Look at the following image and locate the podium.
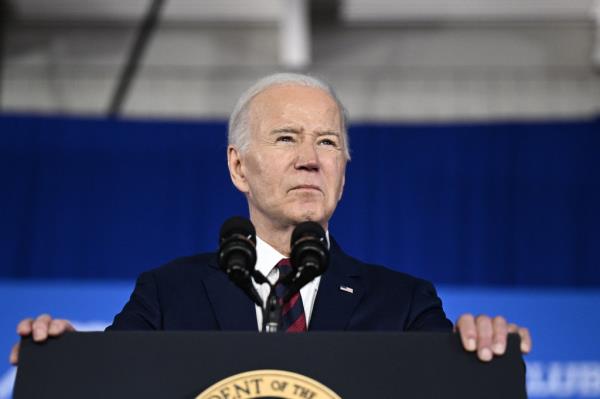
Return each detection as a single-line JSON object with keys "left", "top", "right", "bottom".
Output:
{"left": 14, "top": 331, "right": 526, "bottom": 398}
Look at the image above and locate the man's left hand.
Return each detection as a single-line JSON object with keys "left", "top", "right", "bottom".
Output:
{"left": 455, "top": 314, "right": 531, "bottom": 362}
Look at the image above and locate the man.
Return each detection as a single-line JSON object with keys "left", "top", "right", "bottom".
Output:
{"left": 10, "top": 73, "right": 531, "bottom": 364}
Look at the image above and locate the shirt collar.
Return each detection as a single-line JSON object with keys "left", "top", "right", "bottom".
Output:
{"left": 255, "top": 236, "right": 287, "bottom": 277}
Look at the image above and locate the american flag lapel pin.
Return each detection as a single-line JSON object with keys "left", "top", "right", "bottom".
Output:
{"left": 339, "top": 285, "right": 354, "bottom": 294}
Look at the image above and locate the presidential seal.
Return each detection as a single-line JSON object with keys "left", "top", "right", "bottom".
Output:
{"left": 195, "top": 369, "right": 342, "bottom": 399}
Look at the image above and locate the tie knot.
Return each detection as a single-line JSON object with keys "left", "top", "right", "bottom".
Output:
{"left": 275, "top": 258, "right": 292, "bottom": 281}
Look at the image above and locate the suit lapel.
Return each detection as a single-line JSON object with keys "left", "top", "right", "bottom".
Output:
{"left": 309, "top": 240, "right": 364, "bottom": 331}
{"left": 202, "top": 257, "right": 258, "bottom": 331}
{"left": 201, "top": 239, "right": 363, "bottom": 331}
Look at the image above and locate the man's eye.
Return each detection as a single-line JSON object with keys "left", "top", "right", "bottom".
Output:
{"left": 319, "top": 138, "right": 338, "bottom": 147}
{"left": 276, "top": 135, "right": 295, "bottom": 143}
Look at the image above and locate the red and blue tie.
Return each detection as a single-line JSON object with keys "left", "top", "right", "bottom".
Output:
{"left": 274, "top": 259, "right": 307, "bottom": 332}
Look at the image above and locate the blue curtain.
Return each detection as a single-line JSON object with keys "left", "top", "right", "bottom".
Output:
{"left": 1, "top": 114, "right": 599, "bottom": 285}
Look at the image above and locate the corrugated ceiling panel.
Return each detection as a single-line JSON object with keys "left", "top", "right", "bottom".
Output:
{"left": 343, "top": 0, "right": 595, "bottom": 21}
{"left": 13, "top": 0, "right": 281, "bottom": 21}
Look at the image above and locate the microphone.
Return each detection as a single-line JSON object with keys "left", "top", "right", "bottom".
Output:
{"left": 282, "top": 221, "right": 329, "bottom": 303}
{"left": 218, "top": 216, "right": 262, "bottom": 306}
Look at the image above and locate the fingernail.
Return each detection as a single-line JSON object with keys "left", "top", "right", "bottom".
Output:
{"left": 33, "top": 329, "right": 43, "bottom": 341}
{"left": 466, "top": 338, "right": 476, "bottom": 351}
{"left": 480, "top": 348, "right": 493, "bottom": 361}
{"left": 493, "top": 342, "right": 505, "bottom": 354}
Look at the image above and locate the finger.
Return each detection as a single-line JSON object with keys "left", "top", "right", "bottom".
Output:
{"left": 31, "top": 314, "right": 53, "bottom": 342}
{"left": 518, "top": 327, "right": 532, "bottom": 353}
{"left": 48, "top": 319, "right": 75, "bottom": 336}
{"left": 476, "top": 315, "right": 494, "bottom": 362}
{"left": 455, "top": 314, "right": 477, "bottom": 352}
{"left": 16, "top": 318, "right": 34, "bottom": 336}
{"left": 491, "top": 316, "right": 508, "bottom": 355}
{"left": 507, "top": 323, "right": 518, "bottom": 333}
{"left": 9, "top": 342, "right": 20, "bottom": 366}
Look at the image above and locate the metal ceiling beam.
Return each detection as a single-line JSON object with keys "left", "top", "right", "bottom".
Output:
{"left": 0, "top": 0, "right": 9, "bottom": 109}
{"left": 108, "top": 0, "right": 166, "bottom": 117}
{"left": 593, "top": 0, "right": 600, "bottom": 70}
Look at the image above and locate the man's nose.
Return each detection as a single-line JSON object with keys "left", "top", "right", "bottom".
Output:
{"left": 295, "top": 140, "right": 319, "bottom": 171}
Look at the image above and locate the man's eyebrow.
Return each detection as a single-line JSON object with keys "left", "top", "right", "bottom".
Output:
{"left": 270, "top": 126, "right": 302, "bottom": 134}
{"left": 316, "top": 130, "right": 340, "bottom": 137}
{"left": 269, "top": 127, "right": 340, "bottom": 137}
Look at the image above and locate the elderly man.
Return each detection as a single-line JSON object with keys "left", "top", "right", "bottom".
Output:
{"left": 10, "top": 73, "right": 531, "bottom": 365}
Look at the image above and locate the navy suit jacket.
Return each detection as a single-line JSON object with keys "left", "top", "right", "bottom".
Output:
{"left": 107, "top": 240, "right": 452, "bottom": 332}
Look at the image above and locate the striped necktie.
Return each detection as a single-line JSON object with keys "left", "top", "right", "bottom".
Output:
{"left": 274, "top": 259, "right": 307, "bottom": 332}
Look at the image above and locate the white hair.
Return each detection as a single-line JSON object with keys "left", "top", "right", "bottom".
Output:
{"left": 228, "top": 73, "right": 351, "bottom": 160}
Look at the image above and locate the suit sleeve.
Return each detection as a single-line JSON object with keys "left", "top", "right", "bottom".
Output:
{"left": 405, "top": 279, "right": 453, "bottom": 332}
{"left": 105, "top": 271, "right": 162, "bottom": 330}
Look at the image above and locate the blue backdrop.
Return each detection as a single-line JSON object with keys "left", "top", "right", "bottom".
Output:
{"left": 1, "top": 114, "right": 600, "bottom": 398}
{"left": 1, "top": 114, "right": 599, "bottom": 285}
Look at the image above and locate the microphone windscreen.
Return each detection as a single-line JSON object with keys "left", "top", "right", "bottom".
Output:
{"left": 291, "top": 221, "right": 326, "bottom": 246}
{"left": 219, "top": 216, "right": 256, "bottom": 245}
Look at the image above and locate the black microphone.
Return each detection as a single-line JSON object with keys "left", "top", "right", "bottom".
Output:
{"left": 283, "top": 221, "right": 329, "bottom": 303}
{"left": 218, "top": 216, "right": 262, "bottom": 307}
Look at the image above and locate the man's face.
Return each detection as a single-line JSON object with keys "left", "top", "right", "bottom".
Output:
{"left": 229, "top": 84, "right": 347, "bottom": 230}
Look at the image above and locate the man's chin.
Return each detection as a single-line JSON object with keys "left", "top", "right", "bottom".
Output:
{"left": 288, "top": 209, "right": 328, "bottom": 226}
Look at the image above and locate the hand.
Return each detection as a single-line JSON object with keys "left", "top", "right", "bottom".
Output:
{"left": 455, "top": 314, "right": 531, "bottom": 362}
{"left": 9, "top": 314, "right": 75, "bottom": 365}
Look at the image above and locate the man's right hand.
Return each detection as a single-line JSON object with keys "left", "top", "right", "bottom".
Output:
{"left": 9, "top": 314, "right": 75, "bottom": 365}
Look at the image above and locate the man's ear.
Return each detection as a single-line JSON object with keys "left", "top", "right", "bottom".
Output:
{"left": 338, "top": 173, "right": 345, "bottom": 201}
{"left": 227, "top": 145, "right": 249, "bottom": 193}
{"left": 336, "top": 159, "right": 347, "bottom": 202}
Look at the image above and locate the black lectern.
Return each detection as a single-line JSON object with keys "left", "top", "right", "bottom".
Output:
{"left": 14, "top": 332, "right": 526, "bottom": 398}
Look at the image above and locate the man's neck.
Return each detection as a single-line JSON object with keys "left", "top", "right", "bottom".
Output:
{"left": 249, "top": 213, "right": 328, "bottom": 257}
{"left": 252, "top": 221, "right": 294, "bottom": 256}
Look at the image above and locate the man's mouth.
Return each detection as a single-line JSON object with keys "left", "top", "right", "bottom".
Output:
{"left": 290, "top": 185, "right": 322, "bottom": 192}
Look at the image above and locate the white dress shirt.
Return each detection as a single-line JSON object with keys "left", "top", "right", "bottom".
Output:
{"left": 252, "top": 236, "right": 322, "bottom": 331}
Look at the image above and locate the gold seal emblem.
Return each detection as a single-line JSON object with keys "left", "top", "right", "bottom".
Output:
{"left": 195, "top": 369, "right": 342, "bottom": 399}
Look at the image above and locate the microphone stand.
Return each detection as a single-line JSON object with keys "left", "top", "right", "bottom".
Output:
{"left": 252, "top": 270, "right": 306, "bottom": 333}
{"left": 247, "top": 263, "right": 324, "bottom": 333}
{"left": 263, "top": 293, "right": 281, "bottom": 333}
{"left": 251, "top": 270, "right": 281, "bottom": 333}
